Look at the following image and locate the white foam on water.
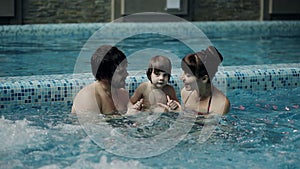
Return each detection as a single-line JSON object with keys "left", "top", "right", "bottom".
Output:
{"left": 0, "top": 116, "right": 48, "bottom": 152}
{"left": 63, "top": 156, "right": 150, "bottom": 169}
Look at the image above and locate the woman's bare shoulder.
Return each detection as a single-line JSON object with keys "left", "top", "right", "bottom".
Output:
{"left": 212, "top": 87, "right": 230, "bottom": 114}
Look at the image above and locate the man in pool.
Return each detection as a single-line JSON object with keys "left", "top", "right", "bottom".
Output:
{"left": 71, "top": 45, "right": 130, "bottom": 115}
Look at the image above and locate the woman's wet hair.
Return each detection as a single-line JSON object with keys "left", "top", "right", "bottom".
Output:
{"left": 146, "top": 55, "right": 172, "bottom": 82}
{"left": 91, "top": 45, "right": 126, "bottom": 81}
{"left": 181, "top": 46, "right": 223, "bottom": 82}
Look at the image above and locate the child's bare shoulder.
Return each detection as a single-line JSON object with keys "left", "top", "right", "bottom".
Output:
{"left": 164, "top": 84, "right": 175, "bottom": 90}
{"left": 136, "top": 82, "right": 149, "bottom": 90}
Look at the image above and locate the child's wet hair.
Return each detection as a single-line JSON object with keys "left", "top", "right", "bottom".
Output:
{"left": 146, "top": 55, "right": 172, "bottom": 82}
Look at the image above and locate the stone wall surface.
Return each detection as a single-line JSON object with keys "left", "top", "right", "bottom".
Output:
{"left": 22, "top": 0, "right": 112, "bottom": 23}
{"left": 21, "top": 0, "right": 260, "bottom": 24}
{"left": 191, "top": 0, "right": 260, "bottom": 21}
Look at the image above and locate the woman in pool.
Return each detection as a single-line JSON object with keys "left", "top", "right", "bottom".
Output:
{"left": 127, "top": 55, "right": 180, "bottom": 114}
{"left": 181, "top": 46, "right": 230, "bottom": 115}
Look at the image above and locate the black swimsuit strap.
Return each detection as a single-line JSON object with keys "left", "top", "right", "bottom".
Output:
{"left": 197, "top": 95, "right": 213, "bottom": 115}
{"left": 206, "top": 95, "right": 212, "bottom": 114}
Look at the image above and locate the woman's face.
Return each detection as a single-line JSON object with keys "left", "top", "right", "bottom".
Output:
{"left": 181, "top": 71, "right": 198, "bottom": 91}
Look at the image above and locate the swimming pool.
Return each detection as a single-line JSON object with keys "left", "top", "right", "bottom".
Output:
{"left": 0, "top": 19, "right": 300, "bottom": 168}
{"left": 0, "top": 21, "right": 299, "bottom": 77}
{"left": 1, "top": 87, "right": 299, "bottom": 168}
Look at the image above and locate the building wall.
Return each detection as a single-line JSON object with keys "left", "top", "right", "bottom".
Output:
{"left": 190, "top": 0, "right": 260, "bottom": 21}
{"left": 22, "top": 0, "right": 112, "bottom": 24}
{"left": 20, "top": 0, "right": 260, "bottom": 24}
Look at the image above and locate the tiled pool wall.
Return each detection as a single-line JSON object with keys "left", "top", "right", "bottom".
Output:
{"left": 1, "top": 21, "right": 300, "bottom": 38}
{"left": 0, "top": 21, "right": 300, "bottom": 109}
{"left": 0, "top": 64, "right": 299, "bottom": 109}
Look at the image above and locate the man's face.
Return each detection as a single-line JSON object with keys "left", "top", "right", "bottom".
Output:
{"left": 111, "top": 60, "right": 128, "bottom": 89}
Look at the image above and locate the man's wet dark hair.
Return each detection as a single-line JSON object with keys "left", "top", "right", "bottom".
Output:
{"left": 91, "top": 45, "right": 126, "bottom": 81}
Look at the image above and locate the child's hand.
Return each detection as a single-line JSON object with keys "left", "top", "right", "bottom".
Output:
{"left": 133, "top": 98, "right": 143, "bottom": 110}
{"left": 157, "top": 95, "right": 181, "bottom": 112}
{"left": 166, "top": 95, "right": 180, "bottom": 110}
{"left": 125, "top": 99, "right": 143, "bottom": 115}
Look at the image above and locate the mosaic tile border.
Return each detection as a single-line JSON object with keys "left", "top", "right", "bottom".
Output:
{"left": 0, "top": 63, "right": 299, "bottom": 109}
{"left": 1, "top": 21, "right": 299, "bottom": 38}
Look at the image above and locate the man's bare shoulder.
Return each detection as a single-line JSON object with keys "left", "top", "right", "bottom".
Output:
{"left": 75, "top": 83, "right": 94, "bottom": 96}
{"left": 72, "top": 82, "right": 99, "bottom": 114}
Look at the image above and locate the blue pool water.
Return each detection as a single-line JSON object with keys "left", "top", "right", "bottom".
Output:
{"left": 0, "top": 87, "right": 299, "bottom": 168}
{"left": 0, "top": 21, "right": 299, "bottom": 168}
{"left": 0, "top": 21, "right": 300, "bottom": 77}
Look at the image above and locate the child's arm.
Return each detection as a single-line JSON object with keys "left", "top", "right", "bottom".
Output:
{"left": 125, "top": 83, "right": 146, "bottom": 115}
{"left": 166, "top": 85, "right": 179, "bottom": 102}
{"left": 168, "top": 86, "right": 181, "bottom": 111}
{"left": 130, "top": 83, "right": 145, "bottom": 104}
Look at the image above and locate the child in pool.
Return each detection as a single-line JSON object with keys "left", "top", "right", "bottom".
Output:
{"left": 127, "top": 55, "right": 181, "bottom": 114}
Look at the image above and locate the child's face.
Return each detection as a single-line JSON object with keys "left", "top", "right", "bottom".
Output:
{"left": 150, "top": 69, "right": 169, "bottom": 88}
{"left": 181, "top": 71, "right": 198, "bottom": 91}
